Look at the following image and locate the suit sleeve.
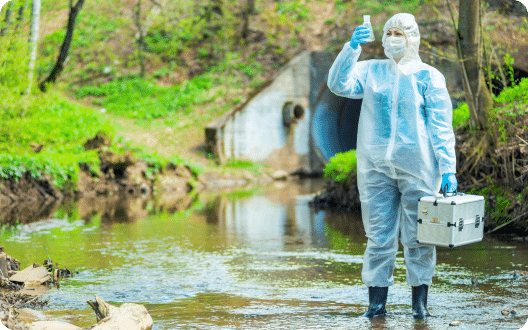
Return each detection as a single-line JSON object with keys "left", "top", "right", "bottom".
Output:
{"left": 424, "top": 69, "right": 457, "bottom": 175}
{"left": 327, "top": 43, "right": 370, "bottom": 99}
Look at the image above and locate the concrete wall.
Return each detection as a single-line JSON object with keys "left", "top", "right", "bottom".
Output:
{"left": 206, "top": 52, "right": 314, "bottom": 173}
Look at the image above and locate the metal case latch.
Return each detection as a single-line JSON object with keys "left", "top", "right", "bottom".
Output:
{"left": 475, "top": 215, "right": 480, "bottom": 228}
{"left": 459, "top": 218, "right": 464, "bottom": 232}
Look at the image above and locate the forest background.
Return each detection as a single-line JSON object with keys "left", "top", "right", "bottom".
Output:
{"left": 1, "top": 0, "right": 528, "bottom": 233}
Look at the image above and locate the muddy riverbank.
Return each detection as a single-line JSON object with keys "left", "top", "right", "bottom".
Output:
{"left": 0, "top": 148, "right": 295, "bottom": 225}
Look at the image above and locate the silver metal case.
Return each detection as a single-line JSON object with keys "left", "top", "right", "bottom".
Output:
{"left": 417, "top": 193, "right": 485, "bottom": 248}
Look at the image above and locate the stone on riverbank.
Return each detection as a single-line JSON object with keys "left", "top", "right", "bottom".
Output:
{"left": 270, "top": 170, "right": 288, "bottom": 181}
{"left": 29, "top": 296, "right": 153, "bottom": 330}
{"left": 88, "top": 295, "right": 153, "bottom": 330}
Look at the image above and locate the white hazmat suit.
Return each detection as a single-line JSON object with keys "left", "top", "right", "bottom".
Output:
{"left": 327, "top": 13, "right": 456, "bottom": 288}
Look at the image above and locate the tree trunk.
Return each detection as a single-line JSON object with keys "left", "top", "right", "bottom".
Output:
{"left": 39, "top": 0, "right": 85, "bottom": 92}
{"left": 0, "top": 1, "right": 14, "bottom": 36}
{"left": 457, "top": 0, "right": 494, "bottom": 129}
{"left": 15, "top": 0, "right": 30, "bottom": 30}
{"left": 27, "top": 0, "right": 41, "bottom": 95}
{"left": 134, "top": 0, "right": 146, "bottom": 77}
{"left": 241, "top": 0, "right": 255, "bottom": 41}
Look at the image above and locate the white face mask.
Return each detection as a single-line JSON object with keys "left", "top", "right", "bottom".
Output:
{"left": 383, "top": 36, "right": 407, "bottom": 59}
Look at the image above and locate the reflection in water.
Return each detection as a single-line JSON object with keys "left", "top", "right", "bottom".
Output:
{"left": 2, "top": 179, "right": 528, "bottom": 330}
{"left": 217, "top": 195, "right": 328, "bottom": 250}
{"left": 0, "top": 198, "right": 61, "bottom": 225}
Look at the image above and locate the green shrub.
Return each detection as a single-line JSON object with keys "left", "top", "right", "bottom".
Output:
{"left": 323, "top": 150, "right": 357, "bottom": 183}
{"left": 494, "top": 77, "right": 528, "bottom": 108}
{"left": 0, "top": 151, "right": 100, "bottom": 189}
{"left": 452, "top": 77, "right": 528, "bottom": 129}
{"left": 452, "top": 102, "right": 470, "bottom": 129}
{"left": 276, "top": 1, "right": 311, "bottom": 20}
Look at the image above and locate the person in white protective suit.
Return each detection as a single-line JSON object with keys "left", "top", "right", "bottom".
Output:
{"left": 327, "top": 13, "right": 458, "bottom": 319}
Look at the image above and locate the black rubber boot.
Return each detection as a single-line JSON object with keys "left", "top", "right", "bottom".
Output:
{"left": 412, "top": 284, "right": 431, "bottom": 319}
{"left": 363, "top": 287, "right": 388, "bottom": 318}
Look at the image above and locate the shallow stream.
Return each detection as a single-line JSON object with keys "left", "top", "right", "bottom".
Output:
{"left": 2, "top": 179, "right": 528, "bottom": 329}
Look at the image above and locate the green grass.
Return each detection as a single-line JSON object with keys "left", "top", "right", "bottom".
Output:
{"left": 75, "top": 74, "right": 223, "bottom": 119}
{"left": 138, "top": 150, "right": 204, "bottom": 179}
{"left": 0, "top": 87, "right": 204, "bottom": 190}
{"left": 0, "top": 90, "right": 112, "bottom": 188}
{"left": 224, "top": 159, "right": 268, "bottom": 176}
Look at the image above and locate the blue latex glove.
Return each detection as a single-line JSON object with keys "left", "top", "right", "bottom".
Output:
{"left": 441, "top": 173, "right": 458, "bottom": 194}
{"left": 350, "top": 26, "right": 371, "bottom": 50}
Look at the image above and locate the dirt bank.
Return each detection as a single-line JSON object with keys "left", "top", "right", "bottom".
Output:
{"left": 0, "top": 158, "right": 191, "bottom": 224}
{"left": 0, "top": 144, "right": 298, "bottom": 225}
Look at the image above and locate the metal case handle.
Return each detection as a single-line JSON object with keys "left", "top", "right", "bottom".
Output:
{"left": 442, "top": 183, "right": 458, "bottom": 198}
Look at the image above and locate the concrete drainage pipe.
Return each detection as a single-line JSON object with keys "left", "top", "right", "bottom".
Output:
{"left": 310, "top": 85, "right": 362, "bottom": 163}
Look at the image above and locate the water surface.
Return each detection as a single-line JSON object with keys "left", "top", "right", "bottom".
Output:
{"left": 3, "top": 179, "right": 528, "bottom": 329}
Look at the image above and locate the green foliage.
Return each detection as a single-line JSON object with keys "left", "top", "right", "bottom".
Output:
{"left": 276, "top": 1, "right": 311, "bottom": 20}
{"left": 468, "top": 186, "right": 512, "bottom": 221}
{"left": 452, "top": 77, "right": 528, "bottom": 130}
{"left": 75, "top": 74, "right": 224, "bottom": 119}
{"left": 452, "top": 102, "right": 470, "bottom": 129}
{"left": 503, "top": 54, "right": 515, "bottom": 86}
{"left": 494, "top": 77, "right": 528, "bottom": 107}
{"left": 0, "top": 87, "right": 111, "bottom": 188}
{"left": 334, "top": 0, "right": 353, "bottom": 15}
{"left": 233, "top": 61, "right": 263, "bottom": 79}
{"left": 225, "top": 159, "right": 255, "bottom": 168}
{"left": 323, "top": 150, "right": 357, "bottom": 183}
{"left": 0, "top": 22, "right": 30, "bottom": 92}
{"left": 139, "top": 151, "right": 203, "bottom": 178}
{"left": 0, "top": 91, "right": 113, "bottom": 152}
{"left": 263, "top": 0, "right": 313, "bottom": 40}
{"left": 145, "top": 16, "right": 208, "bottom": 58}
{"left": 0, "top": 152, "right": 99, "bottom": 189}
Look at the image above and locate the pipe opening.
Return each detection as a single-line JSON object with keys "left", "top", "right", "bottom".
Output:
{"left": 283, "top": 102, "right": 305, "bottom": 126}
{"left": 293, "top": 105, "right": 305, "bottom": 120}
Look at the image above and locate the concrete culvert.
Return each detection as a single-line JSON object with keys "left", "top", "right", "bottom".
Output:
{"left": 282, "top": 102, "right": 305, "bottom": 126}
{"left": 310, "top": 85, "right": 362, "bottom": 163}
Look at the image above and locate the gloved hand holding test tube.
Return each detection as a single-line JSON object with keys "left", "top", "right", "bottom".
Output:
{"left": 349, "top": 15, "right": 375, "bottom": 49}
